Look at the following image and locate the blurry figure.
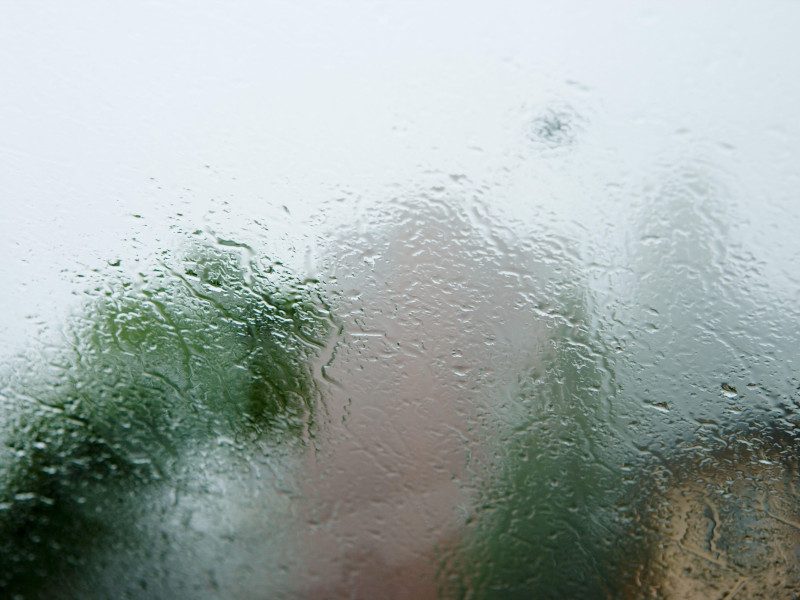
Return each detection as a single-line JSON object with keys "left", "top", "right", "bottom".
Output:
{"left": 301, "top": 192, "right": 611, "bottom": 598}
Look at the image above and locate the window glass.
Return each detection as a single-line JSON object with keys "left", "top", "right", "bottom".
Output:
{"left": 2, "top": 3, "right": 800, "bottom": 598}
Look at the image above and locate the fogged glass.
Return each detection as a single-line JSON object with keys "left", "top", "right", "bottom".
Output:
{"left": 2, "top": 3, "right": 800, "bottom": 598}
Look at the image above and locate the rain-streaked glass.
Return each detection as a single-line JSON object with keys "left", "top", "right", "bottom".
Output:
{"left": 2, "top": 2, "right": 800, "bottom": 598}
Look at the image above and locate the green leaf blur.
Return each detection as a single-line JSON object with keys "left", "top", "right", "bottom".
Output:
{"left": 0, "top": 240, "right": 329, "bottom": 598}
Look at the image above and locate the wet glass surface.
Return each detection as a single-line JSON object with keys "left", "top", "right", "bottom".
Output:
{"left": 3, "top": 2, "right": 800, "bottom": 598}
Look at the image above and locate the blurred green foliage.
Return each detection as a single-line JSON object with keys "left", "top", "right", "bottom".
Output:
{"left": 442, "top": 280, "right": 625, "bottom": 599}
{"left": 0, "top": 240, "right": 329, "bottom": 597}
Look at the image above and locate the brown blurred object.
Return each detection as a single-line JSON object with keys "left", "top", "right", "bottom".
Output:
{"left": 620, "top": 427, "right": 800, "bottom": 599}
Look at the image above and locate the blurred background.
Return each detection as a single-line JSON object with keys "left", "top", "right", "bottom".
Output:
{"left": 2, "top": 1, "right": 800, "bottom": 598}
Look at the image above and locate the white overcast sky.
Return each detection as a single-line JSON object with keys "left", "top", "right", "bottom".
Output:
{"left": 2, "top": 0, "right": 800, "bottom": 357}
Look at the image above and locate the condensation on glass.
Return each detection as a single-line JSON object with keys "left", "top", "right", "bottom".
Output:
{"left": 2, "top": 2, "right": 800, "bottom": 599}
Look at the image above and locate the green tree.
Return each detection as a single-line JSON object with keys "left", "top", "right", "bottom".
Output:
{"left": 0, "top": 240, "right": 330, "bottom": 598}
